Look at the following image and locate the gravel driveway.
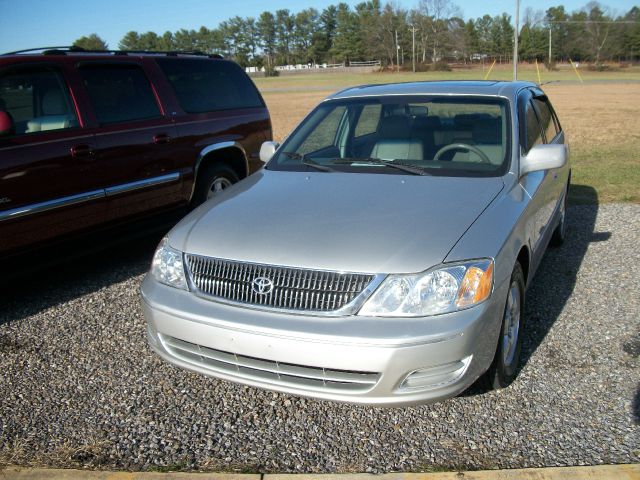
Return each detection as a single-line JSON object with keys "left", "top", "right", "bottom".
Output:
{"left": 1, "top": 203, "right": 638, "bottom": 472}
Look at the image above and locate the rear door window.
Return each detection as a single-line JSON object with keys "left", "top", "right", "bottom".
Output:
{"left": 524, "top": 100, "right": 543, "bottom": 153}
{"left": 533, "top": 97, "right": 559, "bottom": 143}
{"left": 156, "top": 58, "right": 263, "bottom": 113}
{"left": 0, "top": 65, "right": 79, "bottom": 135}
{"left": 78, "top": 63, "right": 162, "bottom": 124}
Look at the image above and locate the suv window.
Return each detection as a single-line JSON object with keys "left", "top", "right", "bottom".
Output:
{"left": 524, "top": 100, "right": 543, "bottom": 153}
{"left": 156, "top": 58, "right": 263, "bottom": 113}
{"left": 0, "top": 66, "right": 78, "bottom": 135}
{"left": 533, "top": 97, "right": 558, "bottom": 143}
{"left": 78, "top": 64, "right": 161, "bottom": 124}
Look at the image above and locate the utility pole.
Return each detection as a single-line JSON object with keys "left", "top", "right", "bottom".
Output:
{"left": 513, "top": 0, "right": 520, "bottom": 80}
{"left": 548, "top": 27, "right": 552, "bottom": 66}
{"left": 409, "top": 24, "right": 419, "bottom": 73}
{"left": 395, "top": 30, "right": 400, "bottom": 73}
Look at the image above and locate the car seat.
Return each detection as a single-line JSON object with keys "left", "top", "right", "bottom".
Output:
{"left": 26, "top": 90, "right": 75, "bottom": 133}
{"left": 370, "top": 115, "right": 423, "bottom": 161}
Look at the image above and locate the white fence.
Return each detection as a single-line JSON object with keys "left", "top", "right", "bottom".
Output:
{"left": 246, "top": 60, "right": 381, "bottom": 76}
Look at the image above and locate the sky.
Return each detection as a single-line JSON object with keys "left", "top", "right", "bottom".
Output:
{"left": 0, "top": 0, "right": 635, "bottom": 53}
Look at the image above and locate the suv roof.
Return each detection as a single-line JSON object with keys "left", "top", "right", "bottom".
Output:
{"left": 2, "top": 46, "right": 224, "bottom": 59}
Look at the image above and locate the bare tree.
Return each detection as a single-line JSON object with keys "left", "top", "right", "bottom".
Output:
{"left": 418, "top": 0, "right": 461, "bottom": 61}
{"left": 584, "top": 1, "right": 612, "bottom": 63}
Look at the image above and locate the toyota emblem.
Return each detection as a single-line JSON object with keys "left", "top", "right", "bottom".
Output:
{"left": 252, "top": 276, "right": 274, "bottom": 295}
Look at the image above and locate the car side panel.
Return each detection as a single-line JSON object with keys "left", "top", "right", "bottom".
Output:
{"left": 0, "top": 130, "right": 106, "bottom": 254}
{"left": 91, "top": 121, "right": 185, "bottom": 221}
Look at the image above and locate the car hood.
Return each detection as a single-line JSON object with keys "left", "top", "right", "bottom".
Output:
{"left": 173, "top": 170, "right": 504, "bottom": 274}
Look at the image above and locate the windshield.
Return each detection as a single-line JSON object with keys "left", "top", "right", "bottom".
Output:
{"left": 268, "top": 95, "right": 511, "bottom": 177}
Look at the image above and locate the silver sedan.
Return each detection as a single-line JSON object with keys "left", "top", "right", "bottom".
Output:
{"left": 141, "top": 81, "right": 570, "bottom": 406}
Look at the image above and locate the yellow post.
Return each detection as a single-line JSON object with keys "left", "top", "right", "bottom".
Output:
{"left": 568, "top": 58, "right": 584, "bottom": 83}
{"left": 483, "top": 58, "right": 496, "bottom": 80}
{"left": 535, "top": 58, "right": 542, "bottom": 85}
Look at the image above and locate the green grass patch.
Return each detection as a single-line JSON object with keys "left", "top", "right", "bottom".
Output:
{"left": 569, "top": 144, "right": 640, "bottom": 204}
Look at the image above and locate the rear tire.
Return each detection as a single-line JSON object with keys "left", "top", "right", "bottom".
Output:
{"left": 192, "top": 164, "right": 239, "bottom": 207}
{"left": 550, "top": 184, "right": 568, "bottom": 247}
{"left": 481, "top": 262, "right": 526, "bottom": 390}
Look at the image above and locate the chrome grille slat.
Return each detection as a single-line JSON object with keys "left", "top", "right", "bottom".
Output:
{"left": 185, "top": 254, "right": 375, "bottom": 312}
{"left": 162, "top": 335, "right": 380, "bottom": 392}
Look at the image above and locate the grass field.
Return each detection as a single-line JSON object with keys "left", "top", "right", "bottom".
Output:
{"left": 256, "top": 64, "right": 640, "bottom": 204}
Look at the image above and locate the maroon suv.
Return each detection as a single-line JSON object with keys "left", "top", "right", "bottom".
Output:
{"left": 0, "top": 48, "right": 272, "bottom": 258}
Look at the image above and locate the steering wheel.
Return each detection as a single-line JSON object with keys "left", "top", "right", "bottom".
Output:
{"left": 433, "top": 143, "right": 492, "bottom": 164}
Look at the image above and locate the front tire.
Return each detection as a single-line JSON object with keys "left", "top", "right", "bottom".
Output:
{"left": 192, "top": 164, "right": 239, "bottom": 207}
{"left": 481, "top": 262, "right": 526, "bottom": 390}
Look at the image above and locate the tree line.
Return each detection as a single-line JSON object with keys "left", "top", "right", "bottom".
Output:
{"left": 73, "top": 0, "right": 640, "bottom": 69}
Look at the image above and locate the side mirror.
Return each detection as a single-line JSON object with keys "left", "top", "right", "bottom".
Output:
{"left": 520, "top": 144, "right": 567, "bottom": 176}
{"left": 0, "top": 111, "right": 14, "bottom": 137}
{"left": 259, "top": 141, "right": 280, "bottom": 163}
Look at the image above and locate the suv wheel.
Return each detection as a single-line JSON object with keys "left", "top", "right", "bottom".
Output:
{"left": 193, "top": 164, "right": 239, "bottom": 206}
{"left": 481, "top": 262, "right": 526, "bottom": 390}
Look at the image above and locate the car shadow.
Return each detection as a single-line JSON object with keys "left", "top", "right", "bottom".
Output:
{"left": 519, "top": 185, "right": 603, "bottom": 366}
{"left": 0, "top": 223, "right": 170, "bottom": 327}
{"left": 464, "top": 184, "right": 604, "bottom": 396}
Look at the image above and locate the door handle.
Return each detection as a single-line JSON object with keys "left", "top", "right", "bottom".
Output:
{"left": 70, "top": 144, "right": 95, "bottom": 159}
{"left": 153, "top": 133, "right": 171, "bottom": 145}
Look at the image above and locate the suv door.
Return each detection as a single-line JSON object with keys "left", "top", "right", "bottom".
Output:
{"left": 0, "top": 64, "right": 103, "bottom": 255}
{"left": 76, "top": 62, "right": 182, "bottom": 222}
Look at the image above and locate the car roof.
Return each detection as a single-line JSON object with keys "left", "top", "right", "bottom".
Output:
{"left": 327, "top": 80, "right": 537, "bottom": 101}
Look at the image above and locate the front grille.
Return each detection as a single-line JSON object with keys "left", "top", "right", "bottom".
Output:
{"left": 185, "top": 254, "right": 375, "bottom": 312}
{"left": 161, "top": 335, "right": 381, "bottom": 393}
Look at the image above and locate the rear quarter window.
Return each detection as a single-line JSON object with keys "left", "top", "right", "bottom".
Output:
{"left": 157, "top": 58, "right": 263, "bottom": 113}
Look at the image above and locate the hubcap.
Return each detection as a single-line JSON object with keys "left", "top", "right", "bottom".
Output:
{"left": 206, "top": 177, "right": 232, "bottom": 199}
{"left": 501, "top": 281, "right": 521, "bottom": 367}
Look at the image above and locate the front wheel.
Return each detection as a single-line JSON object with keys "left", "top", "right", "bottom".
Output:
{"left": 192, "top": 164, "right": 239, "bottom": 207}
{"left": 481, "top": 262, "right": 526, "bottom": 390}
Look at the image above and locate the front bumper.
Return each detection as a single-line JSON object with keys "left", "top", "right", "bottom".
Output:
{"left": 141, "top": 275, "right": 508, "bottom": 406}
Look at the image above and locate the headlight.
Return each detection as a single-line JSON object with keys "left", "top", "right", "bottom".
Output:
{"left": 151, "top": 237, "right": 188, "bottom": 290}
{"left": 358, "top": 259, "right": 493, "bottom": 317}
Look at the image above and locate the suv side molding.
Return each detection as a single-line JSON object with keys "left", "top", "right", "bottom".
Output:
{"left": 0, "top": 172, "right": 182, "bottom": 223}
{"left": 105, "top": 172, "right": 181, "bottom": 197}
{"left": 0, "top": 189, "right": 105, "bottom": 222}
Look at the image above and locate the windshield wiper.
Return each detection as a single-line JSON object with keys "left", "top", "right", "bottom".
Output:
{"left": 282, "top": 152, "right": 334, "bottom": 172}
{"left": 331, "top": 157, "right": 429, "bottom": 176}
